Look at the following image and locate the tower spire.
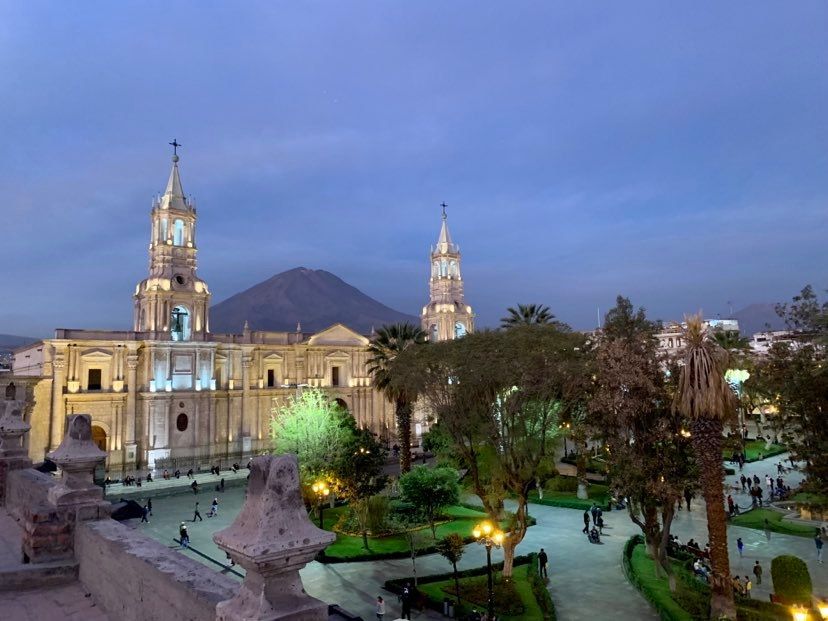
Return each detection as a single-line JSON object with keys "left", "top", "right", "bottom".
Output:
{"left": 160, "top": 140, "right": 186, "bottom": 211}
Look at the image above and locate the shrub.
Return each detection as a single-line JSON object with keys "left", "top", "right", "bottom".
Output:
{"left": 770, "top": 555, "right": 812, "bottom": 604}
{"left": 544, "top": 476, "right": 579, "bottom": 493}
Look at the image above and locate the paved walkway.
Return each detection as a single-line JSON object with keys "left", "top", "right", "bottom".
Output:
{"left": 0, "top": 582, "right": 109, "bottom": 621}
{"left": 104, "top": 467, "right": 251, "bottom": 501}
{"left": 134, "top": 452, "right": 825, "bottom": 621}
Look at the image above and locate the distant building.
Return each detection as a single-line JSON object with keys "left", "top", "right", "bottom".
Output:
{"left": 749, "top": 330, "right": 796, "bottom": 356}
{"left": 654, "top": 318, "right": 741, "bottom": 357}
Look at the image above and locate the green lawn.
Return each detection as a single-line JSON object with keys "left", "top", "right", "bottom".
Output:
{"left": 730, "top": 508, "right": 818, "bottom": 538}
{"left": 528, "top": 483, "right": 610, "bottom": 511}
{"left": 792, "top": 492, "right": 828, "bottom": 507}
{"left": 724, "top": 440, "right": 787, "bottom": 462}
{"left": 418, "top": 562, "right": 547, "bottom": 620}
{"left": 318, "top": 504, "right": 489, "bottom": 561}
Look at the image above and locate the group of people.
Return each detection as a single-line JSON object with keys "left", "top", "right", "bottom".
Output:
{"left": 582, "top": 503, "right": 604, "bottom": 543}
{"left": 731, "top": 574, "right": 753, "bottom": 598}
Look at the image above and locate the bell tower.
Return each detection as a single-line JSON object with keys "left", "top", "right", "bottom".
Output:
{"left": 134, "top": 142, "right": 210, "bottom": 340}
{"left": 421, "top": 204, "right": 474, "bottom": 341}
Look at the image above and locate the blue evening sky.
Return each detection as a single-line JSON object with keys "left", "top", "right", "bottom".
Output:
{"left": 1, "top": 2, "right": 826, "bottom": 336}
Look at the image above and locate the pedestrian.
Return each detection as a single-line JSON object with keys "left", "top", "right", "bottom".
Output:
{"left": 727, "top": 495, "right": 735, "bottom": 516}
{"left": 597, "top": 514, "right": 604, "bottom": 535}
{"left": 744, "top": 576, "right": 752, "bottom": 598}
{"left": 590, "top": 503, "right": 599, "bottom": 525}
{"left": 753, "top": 561, "right": 762, "bottom": 585}
{"left": 219, "top": 478, "right": 225, "bottom": 492}
{"left": 179, "top": 522, "right": 189, "bottom": 548}
{"left": 399, "top": 583, "right": 412, "bottom": 620}
{"left": 146, "top": 497, "right": 153, "bottom": 516}
{"left": 193, "top": 501, "right": 203, "bottom": 522}
{"left": 191, "top": 480, "right": 199, "bottom": 495}
{"left": 582, "top": 510, "right": 590, "bottom": 534}
{"left": 538, "top": 548, "right": 548, "bottom": 579}
{"left": 816, "top": 533, "right": 824, "bottom": 564}
{"left": 684, "top": 488, "right": 693, "bottom": 511}
{"left": 737, "top": 537, "right": 744, "bottom": 558}
{"left": 739, "top": 474, "right": 747, "bottom": 492}
{"left": 187, "top": 468, "right": 194, "bottom": 479}
{"left": 752, "top": 474, "right": 760, "bottom": 486}
{"left": 140, "top": 505, "right": 149, "bottom": 523}
{"left": 207, "top": 497, "right": 219, "bottom": 518}
{"left": 375, "top": 595, "right": 385, "bottom": 620}
{"left": 763, "top": 519, "right": 771, "bottom": 541}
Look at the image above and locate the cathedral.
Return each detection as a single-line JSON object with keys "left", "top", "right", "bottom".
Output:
{"left": 8, "top": 150, "right": 474, "bottom": 473}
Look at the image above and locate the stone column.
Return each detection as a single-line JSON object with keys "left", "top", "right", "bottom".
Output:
{"left": 241, "top": 354, "right": 252, "bottom": 446}
{"left": 0, "top": 401, "right": 32, "bottom": 505}
{"left": 214, "top": 454, "right": 334, "bottom": 621}
{"left": 124, "top": 351, "right": 139, "bottom": 469}
{"left": 50, "top": 352, "right": 67, "bottom": 451}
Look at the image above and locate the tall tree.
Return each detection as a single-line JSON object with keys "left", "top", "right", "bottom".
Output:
{"left": 394, "top": 325, "right": 586, "bottom": 577}
{"left": 500, "top": 303, "right": 556, "bottom": 328}
{"left": 591, "top": 296, "right": 694, "bottom": 590}
{"left": 673, "top": 315, "right": 737, "bottom": 620}
{"left": 399, "top": 466, "right": 460, "bottom": 538}
{"left": 755, "top": 286, "right": 828, "bottom": 494}
{"left": 367, "top": 322, "right": 427, "bottom": 473}
{"left": 436, "top": 533, "right": 466, "bottom": 609}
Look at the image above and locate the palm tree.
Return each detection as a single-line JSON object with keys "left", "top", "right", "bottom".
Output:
{"left": 500, "top": 303, "right": 555, "bottom": 328}
{"left": 367, "top": 323, "right": 426, "bottom": 473}
{"left": 673, "top": 315, "right": 737, "bottom": 620}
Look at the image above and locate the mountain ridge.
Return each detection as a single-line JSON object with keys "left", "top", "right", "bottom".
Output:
{"left": 209, "top": 267, "right": 419, "bottom": 335}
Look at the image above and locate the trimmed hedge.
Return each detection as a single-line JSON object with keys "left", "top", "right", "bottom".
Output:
{"left": 770, "top": 555, "right": 812, "bottom": 604}
{"left": 525, "top": 552, "right": 556, "bottom": 619}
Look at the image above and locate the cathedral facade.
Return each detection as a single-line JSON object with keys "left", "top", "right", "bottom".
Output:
{"left": 10, "top": 152, "right": 473, "bottom": 473}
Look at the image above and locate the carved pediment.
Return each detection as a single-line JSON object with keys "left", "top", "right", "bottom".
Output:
{"left": 324, "top": 350, "right": 351, "bottom": 359}
{"left": 263, "top": 352, "right": 285, "bottom": 361}
{"left": 307, "top": 324, "right": 369, "bottom": 347}
{"left": 80, "top": 348, "right": 114, "bottom": 360}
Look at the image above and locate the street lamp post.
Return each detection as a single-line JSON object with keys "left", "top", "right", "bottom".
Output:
{"left": 473, "top": 520, "right": 504, "bottom": 620}
{"left": 311, "top": 481, "right": 330, "bottom": 529}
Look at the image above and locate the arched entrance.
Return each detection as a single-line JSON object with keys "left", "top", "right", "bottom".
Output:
{"left": 333, "top": 398, "right": 349, "bottom": 412}
{"left": 91, "top": 425, "right": 107, "bottom": 452}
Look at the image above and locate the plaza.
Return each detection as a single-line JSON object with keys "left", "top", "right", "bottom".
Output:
{"left": 97, "top": 451, "right": 824, "bottom": 621}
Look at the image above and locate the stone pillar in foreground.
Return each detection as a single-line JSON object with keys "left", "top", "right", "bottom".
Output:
{"left": 214, "top": 454, "right": 334, "bottom": 621}
{"left": 47, "top": 414, "right": 109, "bottom": 520}
{"left": 0, "top": 401, "right": 32, "bottom": 505}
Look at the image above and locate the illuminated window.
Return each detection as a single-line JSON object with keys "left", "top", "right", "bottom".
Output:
{"left": 430, "top": 324, "right": 438, "bottom": 342}
{"left": 454, "top": 322, "right": 467, "bottom": 338}
{"left": 173, "top": 219, "right": 185, "bottom": 246}
{"left": 171, "top": 305, "right": 191, "bottom": 341}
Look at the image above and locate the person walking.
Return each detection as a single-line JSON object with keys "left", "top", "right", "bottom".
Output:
{"left": 193, "top": 501, "right": 203, "bottom": 522}
{"left": 737, "top": 537, "right": 744, "bottom": 558}
{"left": 590, "top": 503, "right": 599, "bottom": 525}
{"left": 740, "top": 474, "right": 747, "bottom": 492}
{"left": 207, "top": 498, "right": 219, "bottom": 518}
{"left": 684, "top": 488, "right": 693, "bottom": 511}
{"left": 816, "top": 533, "right": 824, "bottom": 564}
{"left": 140, "top": 505, "right": 149, "bottom": 523}
{"left": 146, "top": 497, "right": 153, "bottom": 517}
{"left": 179, "top": 523, "right": 190, "bottom": 548}
{"left": 743, "top": 576, "right": 752, "bottom": 599}
{"left": 538, "top": 548, "right": 549, "bottom": 579}
{"left": 727, "top": 495, "right": 735, "bottom": 516}
{"left": 191, "top": 480, "right": 199, "bottom": 495}
{"left": 582, "top": 510, "right": 590, "bottom": 534}
{"left": 753, "top": 561, "right": 762, "bottom": 585}
{"left": 375, "top": 595, "right": 385, "bottom": 620}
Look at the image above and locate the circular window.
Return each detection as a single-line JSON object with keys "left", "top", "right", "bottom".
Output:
{"left": 179, "top": 401, "right": 185, "bottom": 408}
{"left": 176, "top": 413, "right": 188, "bottom": 432}
{"left": 175, "top": 275, "right": 186, "bottom": 285}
